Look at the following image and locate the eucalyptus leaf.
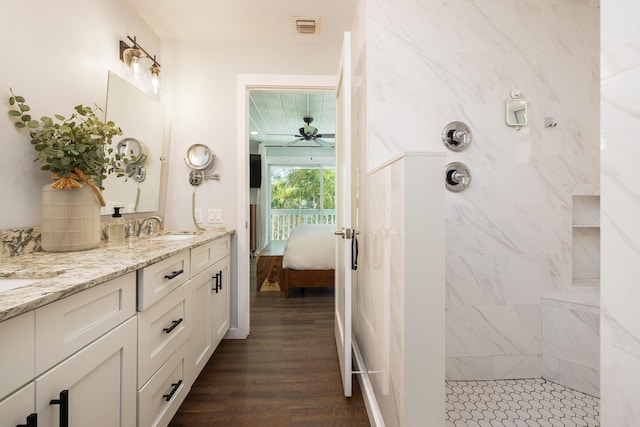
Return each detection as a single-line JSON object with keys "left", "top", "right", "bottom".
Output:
{"left": 7, "top": 89, "right": 124, "bottom": 182}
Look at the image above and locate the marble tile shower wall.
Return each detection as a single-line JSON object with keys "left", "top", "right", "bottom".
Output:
{"left": 362, "top": 0, "right": 599, "bottom": 382}
{"left": 600, "top": 0, "right": 640, "bottom": 425}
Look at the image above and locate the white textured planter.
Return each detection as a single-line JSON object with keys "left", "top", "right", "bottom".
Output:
{"left": 41, "top": 184, "right": 101, "bottom": 252}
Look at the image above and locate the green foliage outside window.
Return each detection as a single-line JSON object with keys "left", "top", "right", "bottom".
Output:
{"left": 270, "top": 167, "right": 335, "bottom": 210}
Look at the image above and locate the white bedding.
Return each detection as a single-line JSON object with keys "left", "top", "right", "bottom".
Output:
{"left": 282, "top": 224, "right": 335, "bottom": 270}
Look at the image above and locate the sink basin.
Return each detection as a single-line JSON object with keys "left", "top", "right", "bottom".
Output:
{"left": 0, "top": 278, "right": 38, "bottom": 293}
{"left": 150, "top": 233, "right": 198, "bottom": 242}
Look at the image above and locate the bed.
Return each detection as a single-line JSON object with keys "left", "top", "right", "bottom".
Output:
{"left": 282, "top": 224, "right": 335, "bottom": 297}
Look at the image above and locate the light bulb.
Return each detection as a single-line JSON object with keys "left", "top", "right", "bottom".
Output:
{"left": 150, "top": 65, "right": 160, "bottom": 94}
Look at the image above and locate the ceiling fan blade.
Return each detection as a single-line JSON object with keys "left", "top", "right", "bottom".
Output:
{"left": 285, "top": 137, "right": 304, "bottom": 147}
{"left": 267, "top": 133, "right": 301, "bottom": 137}
{"left": 316, "top": 133, "right": 335, "bottom": 139}
{"left": 315, "top": 138, "right": 334, "bottom": 148}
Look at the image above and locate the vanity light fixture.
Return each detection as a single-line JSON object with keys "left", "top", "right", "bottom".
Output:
{"left": 119, "top": 36, "right": 161, "bottom": 92}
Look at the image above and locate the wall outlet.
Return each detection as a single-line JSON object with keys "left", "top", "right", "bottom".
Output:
{"left": 194, "top": 208, "right": 202, "bottom": 223}
{"left": 208, "top": 209, "right": 223, "bottom": 224}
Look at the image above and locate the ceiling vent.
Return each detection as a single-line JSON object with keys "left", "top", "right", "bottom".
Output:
{"left": 294, "top": 17, "right": 319, "bottom": 35}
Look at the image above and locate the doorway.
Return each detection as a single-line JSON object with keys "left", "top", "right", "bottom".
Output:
{"left": 234, "top": 75, "right": 336, "bottom": 339}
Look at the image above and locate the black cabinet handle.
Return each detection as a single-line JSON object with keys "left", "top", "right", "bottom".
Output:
{"left": 16, "top": 413, "right": 37, "bottom": 427}
{"left": 163, "top": 318, "right": 183, "bottom": 334}
{"left": 162, "top": 379, "right": 183, "bottom": 402}
{"left": 212, "top": 271, "right": 222, "bottom": 293}
{"left": 50, "top": 390, "right": 68, "bottom": 427}
{"left": 164, "top": 269, "right": 184, "bottom": 280}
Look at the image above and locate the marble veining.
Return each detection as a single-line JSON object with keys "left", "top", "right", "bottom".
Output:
{"left": 0, "top": 229, "right": 234, "bottom": 323}
{"left": 0, "top": 227, "right": 41, "bottom": 257}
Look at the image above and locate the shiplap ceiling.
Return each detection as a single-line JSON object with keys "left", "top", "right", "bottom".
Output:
{"left": 249, "top": 91, "right": 335, "bottom": 147}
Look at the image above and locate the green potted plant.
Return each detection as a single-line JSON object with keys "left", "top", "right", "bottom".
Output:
{"left": 7, "top": 89, "right": 129, "bottom": 252}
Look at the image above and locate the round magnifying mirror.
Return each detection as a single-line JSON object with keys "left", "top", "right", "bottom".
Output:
{"left": 117, "top": 137, "right": 145, "bottom": 164}
{"left": 185, "top": 144, "right": 215, "bottom": 171}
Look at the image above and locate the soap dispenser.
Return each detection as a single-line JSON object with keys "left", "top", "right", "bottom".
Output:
{"left": 107, "top": 206, "right": 126, "bottom": 242}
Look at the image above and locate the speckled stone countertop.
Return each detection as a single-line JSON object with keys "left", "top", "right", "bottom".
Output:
{"left": 0, "top": 229, "right": 235, "bottom": 323}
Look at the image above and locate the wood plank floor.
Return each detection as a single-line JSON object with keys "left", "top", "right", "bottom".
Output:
{"left": 169, "top": 282, "right": 370, "bottom": 426}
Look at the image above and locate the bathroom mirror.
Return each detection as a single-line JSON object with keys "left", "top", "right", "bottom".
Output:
{"left": 506, "top": 90, "right": 527, "bottom": 127}
{"left": 185, "top": 144, "right": 215, "bottom": 171}
{"left": 101, "top": 72, "right": 164, "bottom": 214}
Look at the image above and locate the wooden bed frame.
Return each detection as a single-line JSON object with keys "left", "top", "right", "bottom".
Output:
{"left": 282, "top": 268, "right": 334, "bottom": 298}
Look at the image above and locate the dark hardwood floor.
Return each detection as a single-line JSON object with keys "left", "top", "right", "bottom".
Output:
{"left": 169, "top": 263, "right": 370, "bottom": 426}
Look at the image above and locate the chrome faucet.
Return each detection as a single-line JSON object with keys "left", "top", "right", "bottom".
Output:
{"left": 139, "top": 216, "right": 164, "bottom": 237}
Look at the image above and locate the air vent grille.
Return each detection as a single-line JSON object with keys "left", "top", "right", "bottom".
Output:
{"left": 294, "top": 17, "right": 319, "bottom": 34}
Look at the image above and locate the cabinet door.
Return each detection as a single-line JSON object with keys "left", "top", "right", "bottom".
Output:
{"left": 211, "top": 256, "right": 230, "bottom": 349}
{"left": 0, "top": 311, "right": 34, "bottom": 400}
{"left": 188, "top": 265, "right": 216, "bottom": 384}
{"left": 35, "top": 316, "right": 137, "bottom": 427}
{"left": 0, "top": 383, "right": 35, "bottom": 427}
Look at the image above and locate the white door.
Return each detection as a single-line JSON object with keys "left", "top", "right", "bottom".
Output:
{"left": 334, "top": 31, "right": 354, "bottom": 398}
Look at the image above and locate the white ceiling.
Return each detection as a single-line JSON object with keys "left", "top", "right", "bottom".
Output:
{"left": 249, "top": 90, "right": 335, "bottom": 147}
{"left": 126, "top": 0, "right": 355, "bottom": 148}
{"left": 126, "top": 0, "right": 358, "bottom": 43}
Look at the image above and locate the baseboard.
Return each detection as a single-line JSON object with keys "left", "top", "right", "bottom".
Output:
{"left": 223, "top": 327, "right": 249, "bottom": 339}
{"left": 353, "top": 338, "right": 386, "bottom": 427}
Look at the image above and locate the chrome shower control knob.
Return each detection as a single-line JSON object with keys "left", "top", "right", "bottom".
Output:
{"left": 445, "top": 162, "right": 471, "bottom": 192}
{"left": 442, "top": 121, "right": 472, "bottom": 151}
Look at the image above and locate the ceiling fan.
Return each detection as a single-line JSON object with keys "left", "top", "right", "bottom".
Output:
{"left": 269, "top": 117, "right": 335, "bottom": 148}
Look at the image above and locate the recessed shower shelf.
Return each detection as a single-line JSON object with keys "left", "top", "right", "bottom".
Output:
{"left": 571, "top": 195, "right": 600, "bottom": 288}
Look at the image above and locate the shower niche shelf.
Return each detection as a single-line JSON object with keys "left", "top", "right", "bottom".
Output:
{"left": 571, "top": 195, "right": 600, "bottom": 287}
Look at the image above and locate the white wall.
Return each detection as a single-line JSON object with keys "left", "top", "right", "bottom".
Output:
{"left": 0, "top": 0, "right": 160, "bottom": 229}
{"left": 600, "top": 1, "right": 640, "bottom": 425}
{"left": 160, "top": 39, "right": 343, "bottom": 232}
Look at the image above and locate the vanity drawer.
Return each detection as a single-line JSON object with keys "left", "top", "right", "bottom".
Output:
{"left": 0, "top": 311, "right": 34, "bottom": 400}
{"left": 137, "top": 281, "right": 192, "bottom": 385}
{"left": 35, "top": 272, "right": 136, "bottom": 375}
{"left": 138, "top": 346, "right": 188, "bottom": 427}
{"left": 138, "top": 250, "right": 190, "bottom": 310}
{"left": 190, "top": 236, "right": 230, "bottom": 277}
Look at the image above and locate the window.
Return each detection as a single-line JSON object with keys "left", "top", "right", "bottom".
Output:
{"left": 269, "top": 166, "right": 335, "bottom": 240}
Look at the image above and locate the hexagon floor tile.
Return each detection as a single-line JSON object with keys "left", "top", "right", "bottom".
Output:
{"left": 445, "top": 379, "right": 599, "bottom": 427}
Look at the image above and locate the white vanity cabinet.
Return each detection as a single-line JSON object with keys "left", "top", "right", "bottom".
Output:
{"left": 137, "top": 250, "right": 192, "bottom": 427}
{"left": 0, "top": 312, "right": 35, "bottom": 427}
{"left": 188, "top": 236, "right": 230, "bottom": 384}
{"left": 0, "top": 272, "right": 137, "bottom": 427}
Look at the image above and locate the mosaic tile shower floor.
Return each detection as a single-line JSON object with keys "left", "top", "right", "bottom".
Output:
{"left": 446, "top": 379, "right": 600, "bottom": 427}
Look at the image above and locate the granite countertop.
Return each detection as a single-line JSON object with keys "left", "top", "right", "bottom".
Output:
{"left": 0, "top": 229, "right": 235, "bottom": 323}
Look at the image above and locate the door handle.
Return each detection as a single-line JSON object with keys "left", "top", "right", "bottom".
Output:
{"left": 334, "top": 228, "right": 352, "bottom": 239}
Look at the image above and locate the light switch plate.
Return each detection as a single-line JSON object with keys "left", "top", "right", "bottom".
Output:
{"left": 194, "top": 209, "right": 202, "bottom": 223}
{"left": 208, "top": 209, "right": 223, "bottom": 224}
